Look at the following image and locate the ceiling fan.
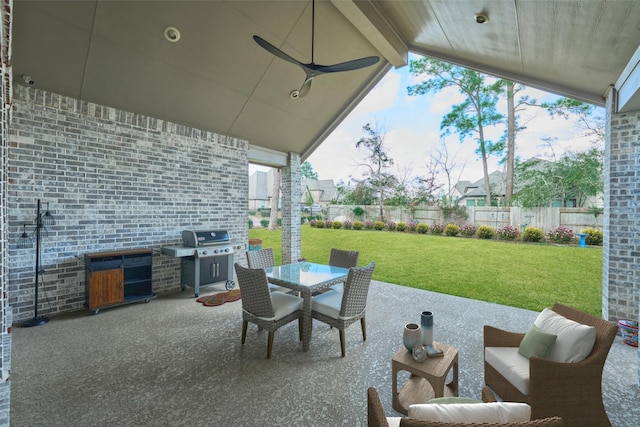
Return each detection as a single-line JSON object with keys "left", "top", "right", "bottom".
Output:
{"left": 253, "top": 0, "right": 380, "bottom": 99}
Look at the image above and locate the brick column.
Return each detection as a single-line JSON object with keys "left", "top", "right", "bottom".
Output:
{"left": 281, "top": 153, "right": 301, "bottom": 264}
{"left": 603, "top": 89, "right": 640, "bottom": 384}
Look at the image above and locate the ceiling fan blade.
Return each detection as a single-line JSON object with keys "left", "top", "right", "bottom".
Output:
{"left": 253, "top": 35, "right": 305, "bottom": 69}
{"left": 298, "top": 77, "right": 313, "bottom": 98}
{"left": 316, "top": 56, "right": 381, "bottom": 73}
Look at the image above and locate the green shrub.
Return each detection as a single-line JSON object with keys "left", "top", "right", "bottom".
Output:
{"left": 396, "top": 221, "right": 407, "bottom": 232}
{"left": 582, "top": 227, "right": 603, "bottom": 246}
{"left": 260, "top": 219, "right": 269, "bottom": 228}
{"left": 416, "top": 223, "right": 429, "bottom": 234}
{"left": 277, "top": 218, "right": 282, "bottom": 226}
{"left": 522, "top": 226, "right": 544, "bottom": 242}
{"left": 353, "top": 221, "right": 363, "bottom": 230}
{"left": 352, "top": 206, "right": 364, "bottom": 217}
{"left": 315, "top": 220, "right": 325, "bottom": 228}
{"left": 445, "top": 223, "right": 460, "bottom": 236}
{"left": 332, "top": 220, "right": 342, "bottom": 229}
{"left": 374, "top": 221, "right": 385, "bottom": 230}
{"left": 477, "top": 225, "right": 495, "bottom": 239}
{"left": 258, "top": 209, "right": 270, "bottom": 217}
{"left": 248, "top": 219, "right": 253, "bottom": 229}
{"left": 429, "top": 223, "right": 445, "bottom": 235}
{"left": 248, "top": 210, "right": 257, "bottom": 216}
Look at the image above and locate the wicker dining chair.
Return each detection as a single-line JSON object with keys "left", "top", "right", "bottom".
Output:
{"left": 245, "top": 248, "right": 291, "bottom": 293}
{"left": 325, "top": 248, "right": 359, "bottom": 293}
{"left": 311, "top": 261, "right": 375, "bottom": 357}
{"left": 484, "top": 303, "right": 617, "bottom": 426}
{"left": 233, "top": 263, "right": 303, "bottom": 359}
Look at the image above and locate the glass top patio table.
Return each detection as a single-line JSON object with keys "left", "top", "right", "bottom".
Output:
{"left": 265, "top": 262, "right": 349, "bottom": 351}
{"left": 265, "top": 262, "right": 349, "bottom": 290}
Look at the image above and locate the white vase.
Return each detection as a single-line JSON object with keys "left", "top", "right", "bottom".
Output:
{"left": 403, "top": 323, "right": 422, "bottom": 351}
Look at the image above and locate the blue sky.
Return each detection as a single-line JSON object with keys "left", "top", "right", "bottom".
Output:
{"left": 252, "top": 53, "right": 602, "bottom": 188}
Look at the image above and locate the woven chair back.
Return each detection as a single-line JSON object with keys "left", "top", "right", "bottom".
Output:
{"left": 341, "top": 262, "right": 375, "bottom": 318}
{"left": 246, "top": 248, "right": 276, "bottom": 269}
{"left": 329, "top": 248, "right": 359, "bottom": 269}
{"left": 234, "top": 263, "right": 274, "bottom": 318}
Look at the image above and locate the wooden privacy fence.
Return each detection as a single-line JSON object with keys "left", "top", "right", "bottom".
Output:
{"left": 325, "top": 205, "right": 603, "bottom": 234}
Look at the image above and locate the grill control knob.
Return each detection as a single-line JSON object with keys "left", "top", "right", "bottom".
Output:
{"left": 213, "top": 249, "right": 219, "bottom": 254}
{"left": 225, "top": 248, "right": 230, "bottom": 252}
{"left": 202, "top": 251, "right": 207, "bottom": 256}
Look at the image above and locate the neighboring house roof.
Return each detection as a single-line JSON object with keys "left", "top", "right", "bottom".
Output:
{"left": 457, "top": 171, "right": 506, "bottom": 199}
{"left": 248, "top": 170, "right": 273, "bottom": 201}
{"left": 303, "top": 178, "right": 338, "bottom": 204}
{"left": 248, "top": 173, "right": 338, "bottom": 205}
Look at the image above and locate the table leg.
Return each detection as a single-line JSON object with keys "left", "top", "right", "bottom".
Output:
{"left": 301, "top": 288, "right": 312, "bottom": 351}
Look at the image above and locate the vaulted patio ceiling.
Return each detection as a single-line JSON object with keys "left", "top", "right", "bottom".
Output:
{"left": 12, "top": 1, "right": 640, "bottom": 166}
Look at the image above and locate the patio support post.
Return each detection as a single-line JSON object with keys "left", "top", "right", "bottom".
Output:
{"left": 602, "top": 87, "right": 640, "bottom": 384}
{"left": 281, "top": 153, "right": 302, "bottom": 264}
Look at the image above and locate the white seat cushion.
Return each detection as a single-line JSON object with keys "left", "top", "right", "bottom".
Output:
{"left": 268, "top": 283, "right": 291, "bottom": 293}
{"left": 408, "top": 401, "right": 531, "bottom": 423}
{"left": 329, "top": 282, "right": 344, "bottom": 293}
{"left": 485, "top": 347, "right": 531, "bottom": 395}
{"left": 266, "top": 292, "right": 303, "bottom": 320}
{"left": 534, "top": 308, "right": 596, "bottom": 363}
{"left": 311, "top": 289, "right": 343, "bottom": 318}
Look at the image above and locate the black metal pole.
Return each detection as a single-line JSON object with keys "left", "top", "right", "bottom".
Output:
{"left": 22, "top": 199, "right": 49, "bottom": 327}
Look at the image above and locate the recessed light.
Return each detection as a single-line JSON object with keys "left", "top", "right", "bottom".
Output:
{"left": 164, "top": 27, "right": 181, "bottom": 42}
{"left": 475, "top": 14, "right": 489, "bottom": 24}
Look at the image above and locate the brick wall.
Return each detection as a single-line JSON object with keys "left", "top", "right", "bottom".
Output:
{"left": 8, "top": 86, "right": 249, "bottom": 322}
{"left": 603, "top": 95, "right": 640, "bottom": 323}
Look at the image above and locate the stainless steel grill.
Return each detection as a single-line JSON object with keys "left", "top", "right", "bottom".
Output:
{"left": 160, "top": 230, "right": 235, "bottom": 297}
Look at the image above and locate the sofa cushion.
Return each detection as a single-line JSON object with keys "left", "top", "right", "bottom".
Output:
{"left": 534, "top": 308, "right": 596, "bottom": 363}
{"left": 485, "top": 347, "right": 530, "bottom": 395}
{"left": 518, "top": 324, "right": 557, "bottom": 359}
{"left": 387, "top": 417, "right": 402, "bottom": 427}
{"left": 407, "top": 402, "right": 531, "bottom": 423}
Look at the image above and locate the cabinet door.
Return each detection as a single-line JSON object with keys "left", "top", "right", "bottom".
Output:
{"left": 88, "top": 268, "right": 124, "bottom": 309}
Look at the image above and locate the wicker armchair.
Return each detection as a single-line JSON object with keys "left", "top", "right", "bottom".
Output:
{"left": 311, "top": 262, "right": 374, "bottom": 356}
{"left": 325, "top": 248, "right": 359, "bottom": 293}
{"left": 484, "top": 303, "right": 617, "bottom": 426}
{"left": 245, "top": 248, "right": 291, "bottom": 293}
{"left": 367, "top": 387, "right": 564, "bottom": 427}
{"left": 233, "top": 263, "right": 303, "bottom": 359}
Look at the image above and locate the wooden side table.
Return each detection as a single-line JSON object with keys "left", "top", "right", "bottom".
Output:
{"left": 391, "top": 341, "right": 459, "bottom": 415}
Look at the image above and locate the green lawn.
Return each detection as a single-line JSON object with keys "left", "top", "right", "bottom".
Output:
{"left": 248, "top": 226, "right": 603, "bottom": 316}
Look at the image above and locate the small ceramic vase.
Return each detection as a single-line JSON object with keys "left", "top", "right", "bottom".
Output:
{"left": 403, "top": 323, "right": 422, "bottom": 351}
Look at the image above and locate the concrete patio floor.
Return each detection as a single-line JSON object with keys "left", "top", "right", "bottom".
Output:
{"left": 10, "top": 280, "right": 639, "bottom": 426}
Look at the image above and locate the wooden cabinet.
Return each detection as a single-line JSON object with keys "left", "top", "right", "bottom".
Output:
{"left": 85, "top": 249, "right": 155, "bottom": 314}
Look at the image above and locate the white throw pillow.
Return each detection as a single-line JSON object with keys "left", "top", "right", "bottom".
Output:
{"left": 534, "top": 308, "right": 596, "bottom": 363}
{"left": 407, "top": 402, "right": 531, "bottom": 423}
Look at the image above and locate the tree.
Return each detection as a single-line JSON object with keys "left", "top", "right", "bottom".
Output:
{"left": 513, "top": 148, "right": 604, "bottom": 208}
{"left": 408, "top": 58, "right": 504, "bottom": 206}
{"left": 268, "top": 169, "right": 280, "bottom": 230}
{"left": 427, "top": 139, "right": 466, "bottom": 207}
{"left": 355, "top": 122, "right": 395, "bottom": 221}
{"left": 300, "top": 161, "right": 319, "bottom": 180}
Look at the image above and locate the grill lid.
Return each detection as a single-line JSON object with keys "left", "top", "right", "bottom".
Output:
{"left": 182, "top": 230, "right": 230, "bottom": 247}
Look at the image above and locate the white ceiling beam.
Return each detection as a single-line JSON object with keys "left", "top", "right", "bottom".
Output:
{"left": 248, "top": 145, "right": 288, "bottom": 168}
{"left": 331, "top": 0, "right": 408, "bottom": 68}
{"left": 615, "top": 45, "right": 640, "bottom": 113}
